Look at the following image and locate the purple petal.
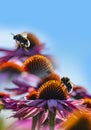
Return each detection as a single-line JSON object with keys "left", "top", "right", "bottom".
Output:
{"left": 5, "top": 76, "right": 38, "bottom": 95}
{"left": 5, "top": 83, "right": 30, "bottom": 95}
{"left": 37, "top": 101, "right": 46, "bottom": 108}
{"left": 12, "top": 79, "right": 31, "bottom": 88}
{"left": 27, "top": 99, "right": 43, "bottom": 107}
{"left": 0, "top": 48, "right": 14, "bottom": 53}
{"left": 24, "top": 44, "right": 44, "bottom": 56}
{"left": 2, "top": 97, "right": 18, "bottom": 109}
{"left": 47, "top": 99, "right": 57, "bottom": 108}
{"left": 5, "top": 87, "right": 27, "bottom": 95}
{"left": 84, "top": 94, "right": 91, "bottom": 98}
{"left": 13, "top": 73, "right": 40, "bottom": 88}
{"left": 47, "top": 100, "right": 57, "bottom": 113}
{"left": 57, "top": 103, "right": 64, "bottom": 111}
{"left": 0, "top": 54, "right": 13, "bottom": 63}
{"left": 57, "top": 100, "right": 72, "bottom": 112}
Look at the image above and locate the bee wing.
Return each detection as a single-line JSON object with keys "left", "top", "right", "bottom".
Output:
{"left": 21, "top": 32, "right": 28, "bottom": 39}
{"left": 22, "top": 32, "right": 30, "bottom": 47}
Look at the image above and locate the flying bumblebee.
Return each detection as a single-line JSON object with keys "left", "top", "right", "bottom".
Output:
{"left": 11, "top": 32, "right": 30, "bottom": 49}
{"left": 61, "top": 77, "right": 73, "bottom": 93}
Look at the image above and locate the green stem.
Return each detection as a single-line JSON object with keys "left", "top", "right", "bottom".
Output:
{"left": 31, "top": 116, "right": 37, "bottom": 130}
{"left": 49, "top": 111, "right": 55, "bottom": 130}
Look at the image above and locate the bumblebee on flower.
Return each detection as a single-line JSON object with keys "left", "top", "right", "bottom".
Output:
{"left": 0, "top": 32, "right": 44, "bottom": 63}
{"left": 12, "top": 78, "right": 81, "bottom": 130}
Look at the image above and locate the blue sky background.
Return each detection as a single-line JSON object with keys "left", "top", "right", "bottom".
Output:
{"left": 0, "top": 0, "right": 91, "bottom": 92}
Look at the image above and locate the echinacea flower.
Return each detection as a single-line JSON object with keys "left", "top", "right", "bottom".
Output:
{"left": 0, "top": 61, "right": 23, "bottom": 83}
{"left": 5, "top": 73, "right": 61, "bottom": 95}
{"left": 71, "top": 86, "right": 91, "bottom": 99}
{"left": 12, "top": 80, "right": 80, "bottom": 130}
{"left": 23, "top": 54, "right": 53, "bottom": 77}
{"left": 0, "top": 32, "right": 44, "bottom": 64}
{"left": 59, "top": 109, "right": 91, "bottom": 130}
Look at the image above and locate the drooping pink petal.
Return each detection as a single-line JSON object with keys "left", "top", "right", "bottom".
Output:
{"left": 40, "top": 110, "right": 48, "bottom": 124}
{"left": 23, "top": 108, "right": 41, "bottom": 119}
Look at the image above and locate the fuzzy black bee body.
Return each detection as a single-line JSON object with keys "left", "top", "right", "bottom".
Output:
{"left": 13, "top": 34, "right": 28, "bottom": 45}
{"left": 12, "top": 32, "right": 30, "bottom": 49}
{"left": 61, "top": 77, "right": 73, "bottom": 93}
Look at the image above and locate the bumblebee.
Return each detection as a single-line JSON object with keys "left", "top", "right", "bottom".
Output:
{"left": 61, "top": 77, "right": 73, "bottom": 93}
{"left": 11, "top": 32, "right": 30, "bottom": 49}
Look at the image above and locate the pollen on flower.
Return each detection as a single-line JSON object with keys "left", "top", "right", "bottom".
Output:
{"left": 23, "top": 55, "right": 53, "bottom": 77}
{"left": 37, "top": 80, "right": 69, "bottom": 100}
{"left": 0, "top": 62, "right": 24, "bottom": 74}
{"left": 26, "top": 90, "right": 37, "bottom": 100}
